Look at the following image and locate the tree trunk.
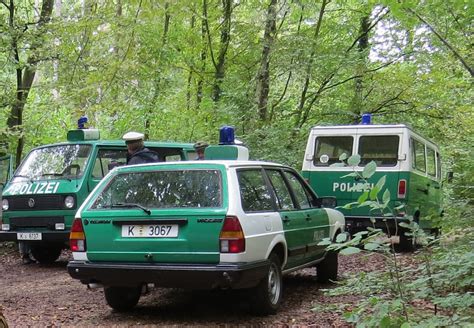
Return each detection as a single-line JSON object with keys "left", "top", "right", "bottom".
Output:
{"left": 196, "top": 1, "right": 207, "bottom": 107}
{"left": 211, "top": 0, "right": 232, "bottom": 102}
{"left": 144, "top": 2, "right": 170, "bottom": 140}
{"left": 293, "top": 0, "right": 328, "bottom": 131}
{"left": 352, "top": 15, "right": 370, "bottom": 123}
{"left": 255, "top": 0, "right": 278, "bottom": 122}
{"left": 6, "top": 0, "right": 54, "bottom": 168}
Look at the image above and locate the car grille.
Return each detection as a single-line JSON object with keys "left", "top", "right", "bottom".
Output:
{"left": 10, "top": 216, "right": 64, "bottom": 229}
{"left": 5, "top": 195, "right": 68, "bottom": 211}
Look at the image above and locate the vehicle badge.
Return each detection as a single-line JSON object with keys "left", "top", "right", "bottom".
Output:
{"left": 28, "top": 198, "right": 35, "bottom": 208}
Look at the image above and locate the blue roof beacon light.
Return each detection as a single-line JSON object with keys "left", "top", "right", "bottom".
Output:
{"left": 205, "top": 125, "right": 249, "bottom": 160}
{"left": 78, "top": 116, "right": 88, "bottom": 129}
{"left": 67, "top": 116, "right": 100, "bottom": 141}
{"left": 361, "top": 113, "right": 372, "bottom": 125}
{"left": 219, "top": 125, "right": 235, "bottom": 145}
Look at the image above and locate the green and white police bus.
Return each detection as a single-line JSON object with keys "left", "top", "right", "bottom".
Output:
{"left": 301, "top": 121, "right": 443, "bottom": 250}
{"left": 0, "top": 128, "right": 195, "bottom": 263}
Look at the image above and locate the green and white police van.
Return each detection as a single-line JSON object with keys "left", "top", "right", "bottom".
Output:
{"left": 0, "top": 128, "right": 194, "bottom": 264}
{"left": 67, "top": 132, "right": 345, "bottom": 315}
{"left": 301, "top": 120, "right": 442, "bottom": 250}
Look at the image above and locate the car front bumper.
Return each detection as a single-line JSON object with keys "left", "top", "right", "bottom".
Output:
{"left": 67, "top": 260, "right": 270, "bottom": 290}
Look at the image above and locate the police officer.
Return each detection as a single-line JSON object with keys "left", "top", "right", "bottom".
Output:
{"left": 193, "top": 141, "right": 209, "bottom": 160}
{"left": 122, "top": 132, "right": 159, "bottom": 165}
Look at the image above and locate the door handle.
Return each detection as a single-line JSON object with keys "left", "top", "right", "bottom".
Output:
{"left": 305, "top": 215, "right": 312, "bottom": 221}
{"left": 282, "top": 216, "right": 290, "bottom": 223}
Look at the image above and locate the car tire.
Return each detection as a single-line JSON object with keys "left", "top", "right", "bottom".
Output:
{"left": 104, "top": 286, "right": 141, "bottom": 312}
{"left": 31, "top": 244, "right": 63, "bottom": 264}
{"left": 316, "top": 250, "right": 338, "bottom": 283}
{"left": 396, "top": 229, "right": 415, "bottom": 252}
{"left": 251, "top": 253, "right": 283, "bottom": 315}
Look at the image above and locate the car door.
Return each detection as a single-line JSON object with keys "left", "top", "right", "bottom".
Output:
{"left": 0, "top": 155, "right": 13, "bottom": 189}
{"left": 88, "top": 148, "right": 128, "bottom": 192}
{"left": 281, "top": 169, "right": 330, "bottom": 262}
{"left": 0, "top": 155, "right": 13, "bottom": 220}
{"left": 264, "top": 169, "right": 307, "bottom": 268}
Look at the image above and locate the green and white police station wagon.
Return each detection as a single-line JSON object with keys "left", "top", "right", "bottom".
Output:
{"left": 67, "top": 142, "right": 345, "bottom": 315}
{"left": 0, "top": 128, "right": 194, "bottom": 264}
{"left": 301, "top": 120, "right": 442, "bottom": 250}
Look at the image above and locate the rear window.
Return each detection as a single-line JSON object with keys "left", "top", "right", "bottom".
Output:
{"left": 313, "top": 136, "right": 353, "bottom": 166}
{"left": 358, "top": 136, "right": 399, "bottom": 166}
{"left": 91, "top": 169, "right": 222, "bottom": 209}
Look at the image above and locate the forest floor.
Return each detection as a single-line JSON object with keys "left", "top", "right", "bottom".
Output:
{"left": 0, "top": 242, "right": 402, "bottom": 327}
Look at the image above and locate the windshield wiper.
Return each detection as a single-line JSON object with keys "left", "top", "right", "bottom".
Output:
{"left": 13, "top": 174, "right": 33, "bottom": 183}
{"left": 111, "top": 203, "right": 151, "bottom": 215}
{"left": 40, "top": 173, "right": 72, "bottom": 181}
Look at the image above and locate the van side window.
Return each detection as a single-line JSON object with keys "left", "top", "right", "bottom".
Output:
{"left": 92, "top": 149, "right": 128, "bottom": 179}
{"left": 237, "top": 169, "right": 274, "bottom": 212}
{"left": 283, "top": 170, "right": 314, "bottom": 209}
{"left": 265, "top": 169, "right": 295, "bottom": 211}
{"left": 426, "top": 147, "right": 436, "bottom": 177}
{"left": 358, "top": 136, "right": 399, "bottom": 167}
{"left": 314, "top": 136, "right": 353, "bottom": 166}
{"left": 412, "top": 139, "right": 426, "bottom": 172}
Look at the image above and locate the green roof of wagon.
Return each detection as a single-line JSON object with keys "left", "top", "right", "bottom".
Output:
{"left": 29, "top": 139, "right": 194, "bottom": 150}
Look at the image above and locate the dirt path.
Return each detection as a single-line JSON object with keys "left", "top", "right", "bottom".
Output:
{"left": 0, "top": 244, "right": 385, "bottom": 327}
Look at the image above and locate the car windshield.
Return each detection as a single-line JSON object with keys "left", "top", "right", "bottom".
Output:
{"left": 13, "top": 144, "right": 92, "bottom": 181}
{"left": 91, "top": 169, "right": 222, "bottom": 209}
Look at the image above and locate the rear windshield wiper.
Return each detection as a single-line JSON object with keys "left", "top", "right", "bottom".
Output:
{"left": 111, "top": 203, "right": 151, "bottom": 215}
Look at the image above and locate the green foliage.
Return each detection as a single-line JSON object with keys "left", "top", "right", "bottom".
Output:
{"left": 324, "top": 157, "right": 474, "bottom": 327}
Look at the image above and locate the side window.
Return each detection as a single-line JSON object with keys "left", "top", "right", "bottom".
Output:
{"left": 411, "top": 139, "right": 426, "bottom": 172}
{"left": 265, "top": 169, "right": 295, "bottom": 211}
{"left": 237, "top": 169, "right": 274, "bottom": 212}
{"left": 358, "top": 135, "right": 399, "bottom": 166}
{"left": 314, "top": 136, "right": 353, "bottom": 166}
{"left": 148, "top": 148, "right": 184, "bottom": 162}
{"left": 426, "top": 147, "right": 436, "bottom": 177}
{"left": 283, "top": 170, "right": 314, "bottom": 209}
{"left": 92, "top": 149, "right": 128, "bottom": 179}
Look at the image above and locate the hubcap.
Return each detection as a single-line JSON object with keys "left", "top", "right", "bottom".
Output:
{"left": 268, "top": 263, "right": 281, "bottom": 304}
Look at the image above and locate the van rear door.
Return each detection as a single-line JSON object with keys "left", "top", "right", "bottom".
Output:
{"left": 351, "top": 130, "right": 402, "bottom": 219}
{"left": 304, "top": 128, "right": 357, "bottom": 217}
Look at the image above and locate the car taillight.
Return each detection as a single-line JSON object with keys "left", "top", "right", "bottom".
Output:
{"left": 398, "top": 179, "right": 407, "bottom": 199}
{"left": 70, "top": 218, "right": 86, "bottom": 252}
{"left": 219, "top": 216, "right": 245, "bottom": 253}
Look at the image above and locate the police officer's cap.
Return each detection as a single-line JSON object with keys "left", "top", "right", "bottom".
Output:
{"left": 123, "top": 131, "right": 144, "bottom": 142}
{"left": 194, "top": 141, "right": 209, "bottom": 150}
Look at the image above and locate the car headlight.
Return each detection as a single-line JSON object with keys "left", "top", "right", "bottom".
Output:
{"left": 2, "top": 199, "right": 9, "bottom": 211}
{"left": 64, "top": 196, "right": 75, "bottom": 209}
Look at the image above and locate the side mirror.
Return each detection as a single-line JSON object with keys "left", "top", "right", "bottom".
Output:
{"left": 446, "top": 171, "right": 453, "bottom": 183}
{"left": 315, "top": 196, "right": 337, "bottom": 208}
{"left": 305, "top": 154, "right": 314, "bottom": 161}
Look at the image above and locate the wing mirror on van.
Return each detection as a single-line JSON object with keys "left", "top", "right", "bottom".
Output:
{"left": 398, "top": 154, "right": 407, "bottom": 161}
{"left": 315, "top": 196, "right": 337, "bottom": 208}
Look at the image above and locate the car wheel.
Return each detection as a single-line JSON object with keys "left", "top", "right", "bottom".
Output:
{"left": 396, "top": 229, "right": 415, "bottom": 252}
{"left": 316, "top": 250, "right": 338, "bottom": 283}
{"left": 251, "top": 253, "right": 283, "bottom": 315}
{"left": 31, "top": 244, "right": 63, "bottom": 264}
{"left": 104, "top": 286, "right": 141, "bottom": 312}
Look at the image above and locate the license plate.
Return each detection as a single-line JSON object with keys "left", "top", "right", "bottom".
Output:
{"left": 17, "top": 232, "right": 42, "bottom": 240}
{"left": 121, "top": 224, "right": 178, "bottom": 238}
